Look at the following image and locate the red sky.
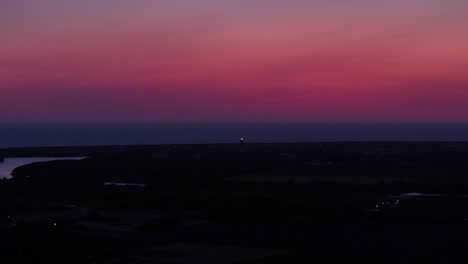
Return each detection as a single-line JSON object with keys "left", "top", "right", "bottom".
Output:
{"left": 1, "top": 0, "right": 468, "bottom": 122}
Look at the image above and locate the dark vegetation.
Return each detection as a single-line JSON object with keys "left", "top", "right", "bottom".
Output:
{"left": 1, "top": 141, "right": 468, "bottom": 263}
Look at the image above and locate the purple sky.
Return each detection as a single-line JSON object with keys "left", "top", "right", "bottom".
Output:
{"left": 1, "top": 0, "right": 468, "bottom": 122}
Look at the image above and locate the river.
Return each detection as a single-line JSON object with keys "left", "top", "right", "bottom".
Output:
{"left": 0, "top": 157, "right": 85, "bottom": 179}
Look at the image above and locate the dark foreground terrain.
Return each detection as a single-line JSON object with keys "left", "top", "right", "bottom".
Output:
{"left": 1, "top": 141, "right": 468, "bottom": 263}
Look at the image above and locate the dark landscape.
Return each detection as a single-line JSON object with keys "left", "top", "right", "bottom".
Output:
{"left": 2, "top": 0, "right": 468, "bottom": 263}
{"left": 1, "top": 141, "right": 468, "bottom": 263}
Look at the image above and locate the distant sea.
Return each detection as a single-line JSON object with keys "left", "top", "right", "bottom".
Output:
{"left": 1, "top": 123, "right": 468, "bottom": 148}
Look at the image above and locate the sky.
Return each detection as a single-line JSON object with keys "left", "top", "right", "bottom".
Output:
{"left": 1, "top": 0, "right": 467, "bottom": 122}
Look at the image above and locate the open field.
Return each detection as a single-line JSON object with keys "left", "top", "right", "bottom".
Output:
{"left": 228, "top": 174, "right": 411, "bottom": 184}
{"left": 1, "top": 142, "right": 468, "bottom": 262}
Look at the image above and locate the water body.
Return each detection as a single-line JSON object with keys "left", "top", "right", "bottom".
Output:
{"left": 0, "top": 123, "right": 468, "bottom": 147}
{"left": 0, "top": 157, "right": 84, "bottom": 179}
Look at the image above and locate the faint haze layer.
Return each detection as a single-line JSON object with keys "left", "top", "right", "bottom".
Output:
{"left": 1, "top": 0, "right": 468, "bottom": 122}
{"left": 0, "top": 123, "right": 468, "bottom": 147}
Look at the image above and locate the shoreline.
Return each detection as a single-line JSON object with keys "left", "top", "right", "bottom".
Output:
{"left": 2, "top": 140, "right": 468, "bottom": 157}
